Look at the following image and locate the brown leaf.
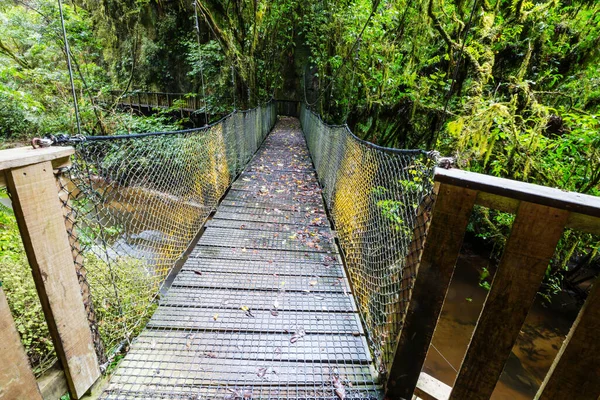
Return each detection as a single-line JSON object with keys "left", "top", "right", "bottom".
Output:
{"left": 193, "top": 270, "right": 202, "bottom": 276}
{"left": 185, "top": 334, "right": 195, "bottom": 349}
{"left": 332, "top": 376, "right": 346, "bottom": 400}
{"left": 290, "top": 328, "right": 306, "bottom": 343}
{"left": 257, "top": 367, "right": 267, "bottom": 378}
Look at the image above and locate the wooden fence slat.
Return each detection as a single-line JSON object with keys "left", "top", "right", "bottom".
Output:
{"left": 449, "top": 202, "right": 569, "bottom": 400}
{"left": 535, "top": 279, "right": 600, "bottom": 400}
{"left": 386, "top": 184, "right": 477, "bottom": 399}
{"left": 7, "top": 161, "right": 100, "bottom": 399}
{"left": 0, "top": 287, "right": 43, "bottom": 400}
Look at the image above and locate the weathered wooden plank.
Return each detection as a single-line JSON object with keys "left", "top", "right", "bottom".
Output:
{"left": 110, "top": 357, "right": 377, "bottom": 386}
{"left": 147, "top": 306, "right": 363, "bottom": 334}
{"left": 436, "top": 168, "right": 600, "bottom": 218}
{"left": 6, "top": 161, "right": 100, "bottom": 399}
{"left": 535, "top": 279, "right": 600, "bottom": 400}
{"left": 476, "top": 190, "right": 600, "bottom": 236}
{"left": 386, "top": 184, "right": 477, "bottom": 399}
{"left": 0, "top": 286, "right": 43, "bottom": 400}
{"left": 173, "top": 270, "right": 350, "bottom": 293}
{"left": 415, "top": 372, "right": 451, "bottom": 400}
{"left": 182, "top": 258, "right": 344, "bottom": 277}
{"left": 449, "top": 202, "right": 569, "bottom": 400}
{"left": 162, "top": 287, "right": 355, "bottom": 312}
{"left": 129, "top": 331, "right": 371, "bottom": 363}
{"left": 0, "top": 146, "right": 74, "bottom": 172}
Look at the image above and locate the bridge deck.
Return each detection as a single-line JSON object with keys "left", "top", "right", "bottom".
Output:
{"left": 101, "top": 118, "right": 382, "bottom": 399}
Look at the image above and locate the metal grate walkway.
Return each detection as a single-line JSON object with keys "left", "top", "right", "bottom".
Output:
{"left": 100, "top": 118, "right": 383, "bottom": 399}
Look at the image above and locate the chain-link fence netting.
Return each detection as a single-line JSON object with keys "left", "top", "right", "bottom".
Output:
{"left": 53, "top": 102, "right": 276, "bottom": 366}
{"left": 300, "top": 104, "right": 437, "bottom": 376}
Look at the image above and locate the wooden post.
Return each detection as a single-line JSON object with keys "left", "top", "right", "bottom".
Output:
{"left": 0, "top": 286, "right": 43, "bottom": 400}
{"left": 1, "top": 147, "right": 100, "bottom": 399}
{"left": 535, "top": 279, "right": 600, "bottom": 400}
{"left": 449, "top": 202, "right": 569, "bottom": 400}
{"left": 385, "top": 184, "right": 477, "bottom": 399}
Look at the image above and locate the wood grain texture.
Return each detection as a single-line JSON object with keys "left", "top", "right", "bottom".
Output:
{"left": 7, "top": 161, "right": 99, "bottom": 399}
{"left": 386, "top": 184, "right": 477, "bottom": 399}
{"left": 435, "top": 167, "right": 600, "bottom": 218}
{"left": 0, "top": 287, "right": 43, "bottom": 400}
{"left": 535, "top": 279, "right": 600, "bottom": 400}
{"left": 449, "top": 202, "right": 569, "bottom": 400}
{"left": 476, "top": 191, "right": 600, "bottom": 236}
{"left": 0, "top": 146, "right": 74, "bottom": 172}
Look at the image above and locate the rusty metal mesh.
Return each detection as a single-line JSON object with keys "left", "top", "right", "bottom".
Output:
{"left": 55, "top": 102, "right": 276, "bottom": 365}
{"left": 300, "top": 104, "right": 436, "bottom": 376}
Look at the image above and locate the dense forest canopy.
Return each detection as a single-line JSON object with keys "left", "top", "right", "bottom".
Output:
{"left": 1, "top": 0, "right": 598, "bottom": 289}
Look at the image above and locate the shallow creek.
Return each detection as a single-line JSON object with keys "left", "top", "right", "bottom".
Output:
{"left": 423, "top": 242, "right": 580, "bottom": 399}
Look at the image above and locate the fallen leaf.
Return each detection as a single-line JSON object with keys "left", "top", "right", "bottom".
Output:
{"left": 332, "top": 376, "right": 346, "bottom": 399}
{"left": 290, "top": 328, "right": 306, "bottom": 343}
{"left": 213, "top": 313, "right": 219, "bottom": 321}
{"left": 257, "top": 367, "right": 267, "bottom": 378}
{"left": 271, "top": 309, "right": 279, "bottom": 316}
{"left": 193, "top": 270, "right": 202, "bottom": 276}
{"left": 186, "top": 334, "right": 195, "bottom": 349}
{"left": 204, "top": 351, "right": 217, "bottom": 358}
{"left": 309, "top": 280, "right": 318, "bottom": 286}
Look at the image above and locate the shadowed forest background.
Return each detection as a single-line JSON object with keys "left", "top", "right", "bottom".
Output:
{"left": 0, "top": 0, "right": 598, "bottom": 392}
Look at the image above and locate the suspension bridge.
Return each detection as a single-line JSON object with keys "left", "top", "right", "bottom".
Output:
{"left": 0, "top": 100, "right": 599, "bottom": 400}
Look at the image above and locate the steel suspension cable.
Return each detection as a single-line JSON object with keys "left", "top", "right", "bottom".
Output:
{"left": 193, "top": 0, "right": 209, "bottom": 125}
{"left": 307, "top": 0, "right": 381, "bottom": 107}
{"left": 57, "top": 0, "right": 82, "bottom": 136}
{"left": 436, "top": 0, "right": 480, "bottom": 143}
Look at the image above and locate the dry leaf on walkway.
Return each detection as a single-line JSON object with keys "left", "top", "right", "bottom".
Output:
{"left": 290, "top": 328, "right": 305, "bottom": 343}
{"left": 332, "top": 376, "right": 346, "bottom": 399}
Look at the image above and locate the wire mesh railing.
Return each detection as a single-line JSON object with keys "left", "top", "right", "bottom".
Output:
{"left": 300, "top": 104, "right": 437, "bottom": 377}
{"left": 53, "top": 101, "right": 276, "bottom": 365}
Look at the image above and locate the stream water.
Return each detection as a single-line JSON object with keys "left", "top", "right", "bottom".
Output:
{"left": 423, "top": 241, "right": 580, "bottom": 399}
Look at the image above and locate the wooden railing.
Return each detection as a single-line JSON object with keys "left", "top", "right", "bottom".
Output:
{"left": 1, "top": 144, "right": 598, "bottom": 400}
{"left": 386, "top": 168, "right": 600, "bottom": 400}
{"left": 0, "top": 146, "right": 99, "bottom": 399}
